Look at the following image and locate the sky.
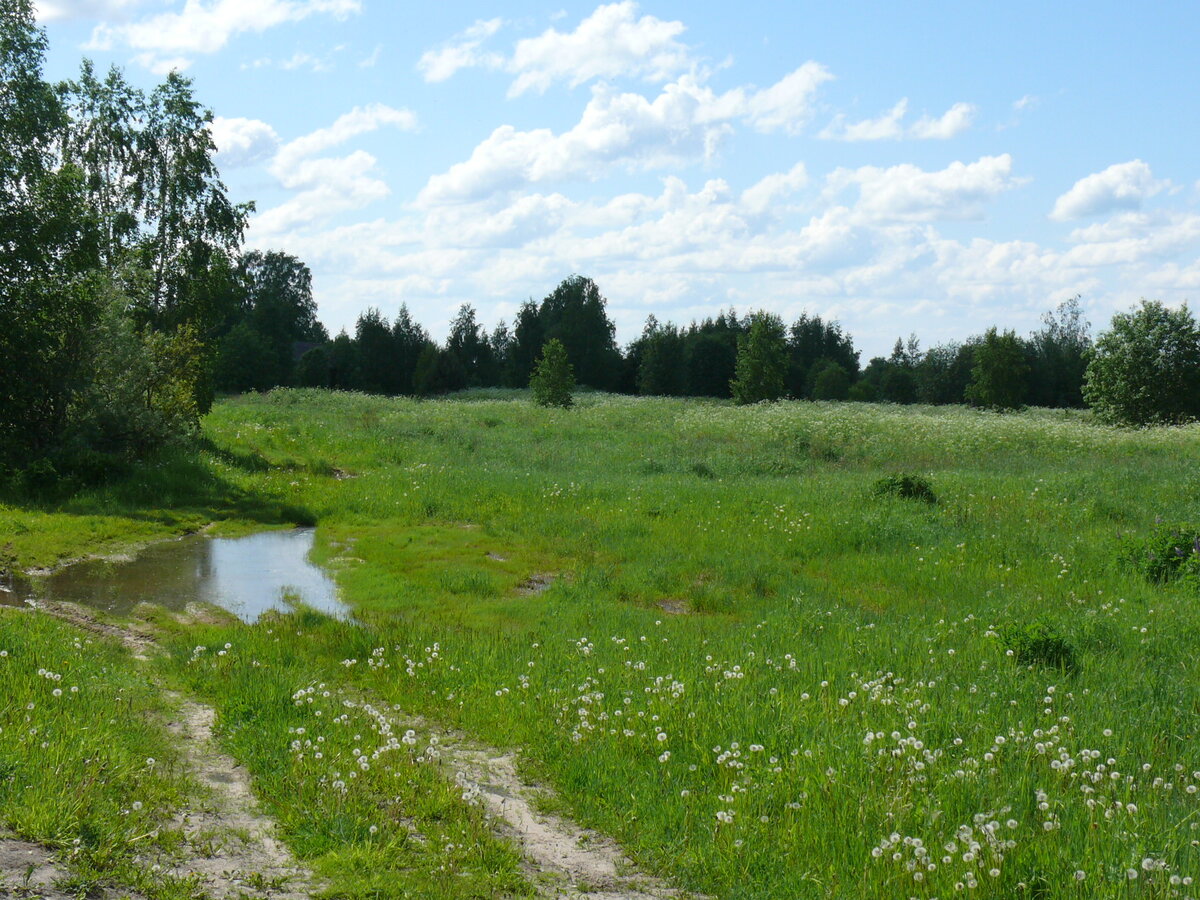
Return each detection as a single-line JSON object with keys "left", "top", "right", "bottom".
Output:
{"left": 33, "top": 0, "right": 1200, "bottom": 358}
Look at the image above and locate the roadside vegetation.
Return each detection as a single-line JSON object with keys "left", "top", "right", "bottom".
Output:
{"left": 4, "top": 391, "right": 1200, "bottom": 898}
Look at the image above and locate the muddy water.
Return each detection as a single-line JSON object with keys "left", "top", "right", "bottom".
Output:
{"left": 0, "top": 528, "right": 345, "bottom": 622}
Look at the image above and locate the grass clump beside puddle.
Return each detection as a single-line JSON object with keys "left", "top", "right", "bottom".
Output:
{"left": 7, "top": 389, "right": 1200, "bottom": 898}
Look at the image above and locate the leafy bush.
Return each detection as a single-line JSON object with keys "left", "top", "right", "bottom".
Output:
{"left": 1120, "top": 522, "right": 1200, "bottom": 585}
{"left": 1001, "top": 621, "right": 1078, "bottom": 673}
{"left": 871, "top": 473, "right": 937, "bottom": 504}
{"left": 530, "top": 338, "right": 575, "bottom": 408}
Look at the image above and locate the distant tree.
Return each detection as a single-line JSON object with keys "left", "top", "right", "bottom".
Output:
{"left": 507, "top": 300, "right": 544, "bottom": 388}
{"left": 809, "top": 360, "right": 851, "bottom": 401}
{"left": 684, "top": 311, "right": 743, "bottom": 398}
{"left": 637, "top": 316, "right": 686, "bottom": 396}
{"left": 1084, "top": 300, "right": 1200, "bottom": 426}
{"left": 413, "top": 345, "right": 467, "bottom": 396}
{"left": 490, "top": 320, "right": 512, "bottom": 385}
{"left": 1027, "top": 296, "right": 1091, "bottom": 408}
{"left": 296, "top": 345, "right": 329, "bottom": 388}
{"left": 539, "top": 275, "right": 621, "bottom": 389}
{"left": 787, "top": 315, "right": 860, "bottom": 398}
{"left": 529, "top": 338, "right": 575, "bottom": 408}
{"left": 731, "top": 312, "right": 788, "bottom": 404}
{"left": 916, "top": 341, "right": 976, "bottom": 405}
{"left": 213, "top": 321, "right": 271, "bottom": 393}
{"left": 327, "top": 331, "right": 359, "bottom": 390}
{"left": 238, "top": 250, "right": 322, "bottom": 385}
{"left": 446, "top": 303, "right": 495, "bottom": 387}
{"left": 880, "top": 365, "right": 918, "bottom": 404}
{"left": 354, "top": 308, "right": 395, "bottom": 394}
{"left": 392, "top": 304, "right": 430, "bottom": 395}
{"left": 965, "top": 328, "right": 1029, "bottom": 410}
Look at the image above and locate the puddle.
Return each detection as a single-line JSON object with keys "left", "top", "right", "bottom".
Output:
{"left": 0, "top": 529, "right": 345, "bottom": 623}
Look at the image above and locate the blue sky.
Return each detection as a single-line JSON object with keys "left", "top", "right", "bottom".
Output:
{"left": 35, "top": 0, "right": 1200, "bottom": 358}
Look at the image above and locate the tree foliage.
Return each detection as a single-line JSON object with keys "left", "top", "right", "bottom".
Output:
{"left": 1084, "top": 300, "right": 1200, "bottom": 426}
{"left": 965, "top": 328, "right": 1029, "bottom": 410}
{"left": 731, "top": 312, "right": 788, "bottom": 404}
{"left": 530, "top": 338, "right": 575, "bottom": 408}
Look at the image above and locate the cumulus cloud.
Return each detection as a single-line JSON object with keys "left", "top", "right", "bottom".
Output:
{"left": 742, "top": 62, "right": 834, "bottom": 134}
{"left": 820, "top": 99, "right": 908, "bottom": 142}
{"left": 909, "top": 102, "right": 976, "bottom": 139}
{"left": 87, "top": 0, "right": 362, "bottom": 72}
{"left": 419, "top": 66, "right": 832, "bottom": 205}
{"left": 821, "top": 99, "right": 975, "bottom": 141}
{"left": 272, "top": 103, "right": 417, "bottom": 172}
{"left": 35, "top": 0, "right": 144, "bottom": 22}
{"left": 506, "top": 2, "right": 692, "bottom": 96}
{"left": 418, "top": 3, "right": 692, "bottom": 93}
{"left": 828, "top": 154, "right": 1019, "bottom": 222}
{"left": 251, "top": 104, "right": 417, "bottom": 235}
{"left": 1049, "top": 160, "right": 1168, "bottom": 221}
{"left": 416, "top": 18, "right": 504, "bottom": 83}
{"left": 740, "top": 163, "right": 809, "bottom": 214}
{"left": 209, "top": 116, "right": 280, "bottom": 167}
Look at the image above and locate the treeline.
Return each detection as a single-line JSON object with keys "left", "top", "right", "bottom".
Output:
{"left": 0, "top": 2, "right": 320, "bottom": 480}
{"left": 293, "top": 277, "right": 1093, "bottom": 412}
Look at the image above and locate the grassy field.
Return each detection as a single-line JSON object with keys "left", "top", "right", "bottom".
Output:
{"left": 3, "top": 389, "right": 1200, "bottom": 898}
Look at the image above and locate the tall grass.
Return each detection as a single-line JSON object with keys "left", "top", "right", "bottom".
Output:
{"left": 176, "top": 391, "right": 1200, "bottom": 898}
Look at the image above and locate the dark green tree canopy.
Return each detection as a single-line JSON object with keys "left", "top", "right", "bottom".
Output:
{"left": 965, "top": 327, "right": 1030, "bottom": 411}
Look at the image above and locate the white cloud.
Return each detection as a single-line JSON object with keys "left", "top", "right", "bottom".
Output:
{"left": 740, "top": 163, "right": 809, "bottom": 214}
{"left": 250, "top": 104, "right": 417, "bottom": 235}
{"left": 821, "top": 99, "right": 975, "bottom": 141}
{"left": 742, "top": 62, "right": 834, "bottom": 135}
{"left": 829, "top": 154, "right": 1019, "bottom": 222}
{"left": 244, "top": 50, "right": 336, "bottom": 73}
{"left": 1050, "top": 160, "right": 1168, "bottom": 221}
{"left": 820, "top": 99, "right": 908, "bottom": 142}
{"left": 358, "top": 44, "right": 382, "bottom": 68}
{"left": 417, "top": 77, "right": 738, "bottom": 205}
{"left": 209, "top": 116, "right": 280, "bottom": 167}
{"left": 419, "top": 66, "right": 832, "bottom": 205}
{"left": 88, "top": 0, "right": 362, "bottom": 72}
{"left": 1013, "top": 94, "right": 1039, "bottom": 112}
{"left": 35, "top": 0, "right": 144, "bottom": 22}
{"left": 272, "top": 104, "right": 417, "bottom": 172}
{"left": 417, "top": 18, "right": 504, "bottom": 83}
{"left": 909, "top": 102, "right": 976, "bottom": 139}
{"left": 506, "top": 2, "right": 692, "bottom": 96}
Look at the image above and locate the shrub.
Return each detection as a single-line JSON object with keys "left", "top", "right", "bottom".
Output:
{"left": 1001, "top": 621, "right": 1078, "bottom": 673}
{"left": 530, "top": 338, "right": 575, "bottom": 408}
{"left": 871, "top": 473, "right": 936, "bottom": 504}
{"left": 731, "top": 312, "right": 788, "bottom": 404}
{"left": 1120, "top": 522, "right": 1200, "bottom": 585}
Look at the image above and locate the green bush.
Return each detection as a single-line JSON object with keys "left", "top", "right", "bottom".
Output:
{"left": 1001, "top": 621, "right": 1078, "bottom": 673}
{"left": 530, "top": 338, "right": 575, "bottom": 408}
{"left": 870, "top": 473, "right": 937, "bottom": 504}
{"left": 1121, "top": 521, "right": 1200, "bottom": 585}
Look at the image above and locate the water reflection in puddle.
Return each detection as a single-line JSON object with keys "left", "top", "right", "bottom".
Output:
{"left": 0, "top": 528, "right": 345, "bottom": 623}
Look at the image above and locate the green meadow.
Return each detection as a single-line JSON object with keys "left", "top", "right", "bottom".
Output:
{"left": 3, "top": 389, "right": 1200, "bottom": 898}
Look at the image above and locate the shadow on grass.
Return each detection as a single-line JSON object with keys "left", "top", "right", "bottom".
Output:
{"left": 0, "top": 441, "right": 317, "bottom": 532}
